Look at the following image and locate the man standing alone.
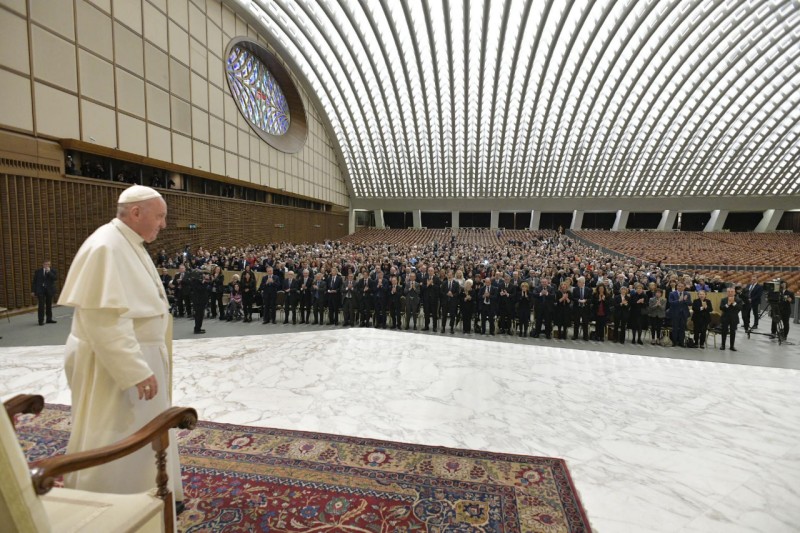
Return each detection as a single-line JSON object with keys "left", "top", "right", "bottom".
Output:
{"left": 57, "top": 185, "right": 183, "bottom": 509}
{"left": 31, "top": 260, "right": 58, "bottom": 325}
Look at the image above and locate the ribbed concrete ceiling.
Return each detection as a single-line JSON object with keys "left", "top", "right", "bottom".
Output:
{"left": 231, "top": 0, "right": 800, "bottom": 200}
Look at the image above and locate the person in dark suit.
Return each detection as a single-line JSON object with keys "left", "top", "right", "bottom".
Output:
{"left": 440, "top": 270, "right": 460, "bottom": 334}
{"left": 341, "top": 272, "right": 356, "bottom": 326}
{"left": 554, "top": 282, "right": 572, "bottom": 340}
{"left": 613, "top": 286, "right": 631, "bottom": 343}
{"left": 421, "top": 266, "right": 440, "bottom": 331}
{"left": 259, "top": 267, "right": 280, "bottom": 324}
{"left": 532, "top": 281, "right": 555, "bottom": 339}
{"left": 478, "top": 277, "right": 498, "bottom": 335}
{"left": 593, "top": 283, "right": 612, "bottom": 342}
{"left": 283, "top": 271, "right": 299, "bottom": 324}
{"left": 312, "top": 272, "right": 327, "bottom": 325}
{"left": 516, "top": 281, "right": 532, "bottom": 337}
{"left": 190, "top": 270, "right": 210, "bottom": 334}
{"left": 691, "top": 290, "right": 713, "bottom": 348}
{"left": 772, "top": 281, "right": 794, "bottom": 340}
{"left": 371, "top": 270, "right": 390, "bottom": 329}
{"left": 669, "top": 282, "right": 692, "bottom": 347}
{"left": 326, "top": 267, "right": 342, "bottom": 325}
{"left": 356, "top": 269, "right": 372, "bottom": 327}
{"left": 388, "top": 275, "right": 403, "bottom": 329}
{"left": 209, "top": 265, "right": 225, "bottom": 319}
{"left": 745, "top": 275, "right": 763, "bottom": 329}
{"left": 241, "top": 270, "right": 257, "bottom": 322}
{"left": 629, "top": 283, "right": 648, "bottom": 345}
{"left": 170, "top": 265, "right": 187, "bottom": 317}
{"left": 31, "top": 260, "right": 58, "bottom": 325}
{"left": 459, "top": 278, "right": 475, "bottom": 334}
{"left": 572, "top": 278, "right": 591, "bottom": 341}
{"left": 719, "top": 286, "right": 743, "bottom": 351}
{"left": 298, "top": 269, "right": 313, "bottom": 324}
{"left": 404, "top": 272, "right": 421, "bottom": 330}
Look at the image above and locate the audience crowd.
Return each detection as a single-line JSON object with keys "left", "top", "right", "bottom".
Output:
{"left": 154, "top": 230, "right": 795, "bottom": 348}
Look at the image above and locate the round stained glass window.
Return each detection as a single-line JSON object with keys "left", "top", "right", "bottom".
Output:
{"left": 226, "top": 44, "right": 291, "bottom": 136}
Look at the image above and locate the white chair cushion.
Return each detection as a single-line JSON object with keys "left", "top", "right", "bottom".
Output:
{"left": 0, "top": 410, "right": 51, "bottom": 533}
{"left": 42, "top": 488, "right": 163, "bottom": 533}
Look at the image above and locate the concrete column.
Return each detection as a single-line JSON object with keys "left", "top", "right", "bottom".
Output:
{"left": 412, "top": 210, "right": 422, "bottom": 229}
{"left": 529, "top": 210, "right": 541, "bottom": 230}
{"left": 657, "top": 210, "right": 677, "bottom": 231}
{"left": 570, "top": 210, "right": 584, "bottom": 231}
{"left": 374, "top": 209, "right": 385, "bottom": 229}
{"left": 451, "top": 211, "right": 459, "bottom": 230}
{"left": 704, "top": 209, "right": 728, "bottom": 232}
{"left": 348, "top": 209, "right": 357, "bottom": 234}
{"left": 754, "top": 209, "right": 784, "bottom": 232}
{"left": 611, "top": 210, "right": 629, "bottom": 231}
{"left": 490, "top": 211, "right": 499, "bottom": 229}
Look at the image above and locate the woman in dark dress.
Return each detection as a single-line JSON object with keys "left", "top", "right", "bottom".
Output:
{"left": 593, "top": 284, "right": 612, "bottom": 341}
{"left": 613, "top": 286, "right": 631, "bottom": 344}
{"left": 241, "top": 270, "right": 257, "bottom": 322}
{"left": 516, "top": 281, "right": 533, "bottom": 337}
{"left": 554, "top": 281, "right": 572, "bottom": 340}
{"left": 210, "top": 265, "right": 225, "bottom": 319}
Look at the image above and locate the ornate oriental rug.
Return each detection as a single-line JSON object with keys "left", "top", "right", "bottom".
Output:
{"left": 15, "top": 405, "right": 591, "bottom": 532}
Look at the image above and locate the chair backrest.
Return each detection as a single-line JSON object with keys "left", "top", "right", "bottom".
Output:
{"left": 0, "top": 410, "right": 51, "bottom": 532}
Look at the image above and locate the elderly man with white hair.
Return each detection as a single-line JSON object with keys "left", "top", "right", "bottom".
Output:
{"left": 58, "top": 185, "right": 184, "bottom": 513}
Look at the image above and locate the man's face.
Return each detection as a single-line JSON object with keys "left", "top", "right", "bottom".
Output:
{"left": 727, "top": 288, "right": 735, "bottom": 297}
{"left": 43, "top": 261, "right": 50, "bottom": 269}
{"left": 132, "top": 198, "right": 167, "bottom": 243}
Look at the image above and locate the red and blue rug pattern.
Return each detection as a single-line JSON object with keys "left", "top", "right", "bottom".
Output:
{"left": 14, "top": 405, "right": 591, "bottom": 532}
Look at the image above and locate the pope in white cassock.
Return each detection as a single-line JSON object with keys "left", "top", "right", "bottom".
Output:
{"left": 58, "top": 185, "right": 183, "bottom": 505}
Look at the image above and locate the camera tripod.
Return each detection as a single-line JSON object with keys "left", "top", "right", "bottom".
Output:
{"left": 747, "top": 302, "right": 792, "bottom": 346}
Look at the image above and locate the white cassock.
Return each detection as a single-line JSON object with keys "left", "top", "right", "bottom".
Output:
{"left": 58, "top": 218, "right": 183, "bottom": 500}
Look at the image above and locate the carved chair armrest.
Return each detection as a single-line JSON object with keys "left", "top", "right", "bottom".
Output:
{"left": 30, "top": 406, "right": 198, "bottom": 496}
{"left": 4, "top": 394, "right": 45, "bottom": 428}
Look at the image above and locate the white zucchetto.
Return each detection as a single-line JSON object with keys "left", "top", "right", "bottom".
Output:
{"left": 118, "top": 185, "right": 163, "bottom": 204}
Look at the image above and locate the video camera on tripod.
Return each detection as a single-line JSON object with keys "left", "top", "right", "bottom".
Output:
{"left": 764, "top": 279, "right": 783, "bottom": 305}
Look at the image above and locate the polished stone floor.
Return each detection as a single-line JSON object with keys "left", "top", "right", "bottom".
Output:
{"left": 1, "top": 309, "right": 799, "bottom": 532}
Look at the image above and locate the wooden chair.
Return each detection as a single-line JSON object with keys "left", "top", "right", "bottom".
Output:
{"left": 2, "top": 394, "right": 197, "bottom": 533}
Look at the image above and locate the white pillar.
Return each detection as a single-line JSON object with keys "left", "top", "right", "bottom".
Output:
{"left": 451, "top": 211, "right": 459, "bottom": 230}
{"left": 704, "top": 209, "right": 728, "bottom": 232}
{"left": 412, "top": 210, "right": 422, "bottom": 229}
{"left": 657, "top": 210, "right": 677, "bottom": 231}
{"left": 529, "top": 210, "right": 541, "bottom": 230}
{"left": 754, "top": 209, "right": 784, "bottom": 232}
{"left": 490, "top": 211, "right": 499, "bottom": 229}
{"left": 348, "top": 209, "right": 357, "bottom": 234}
{"left": 611, "top": 210, "right": 629, "bottom": 231}
{"left": 570, "top": 210, "right": 584, "bottom": 231}
{"left": 374, "top": 209, "right": 385, "bottom": 229}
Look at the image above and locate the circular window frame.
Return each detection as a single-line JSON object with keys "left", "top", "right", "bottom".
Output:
{"left": 224, "top": 37, "right": 307, "bottom": 153}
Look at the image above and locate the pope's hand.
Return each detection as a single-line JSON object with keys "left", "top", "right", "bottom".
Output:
{"left": 136, "top": 375, "right": 158, "bottom": 401}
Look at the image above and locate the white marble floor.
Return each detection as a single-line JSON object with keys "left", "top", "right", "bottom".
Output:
{"left": 1, "top": 330, "right": 799, "bottom": 532}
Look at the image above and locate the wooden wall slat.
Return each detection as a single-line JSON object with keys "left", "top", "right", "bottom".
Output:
{"left": 0, "top": 174, "right": 348, "bottom": 310}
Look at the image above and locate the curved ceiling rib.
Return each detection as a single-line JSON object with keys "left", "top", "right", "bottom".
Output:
{"left": 229, "top": 0, "right": 799, "bottom": 200}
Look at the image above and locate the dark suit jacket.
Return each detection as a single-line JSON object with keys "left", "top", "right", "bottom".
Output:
{"left": 572, "top": 286, "right": 592, "bottom": 315}
{"left": 747, "top": 283, "right": 763, "bottom": 306}
{"left": 719, "top": 296, "right": 743, "bottom": 325}
{"left": 32, "top": 268, "right": 58, "bottom": 296}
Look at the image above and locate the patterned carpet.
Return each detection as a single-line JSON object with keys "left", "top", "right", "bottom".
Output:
{"left": 14, "top": 405, "right": 591, "bottom": 532}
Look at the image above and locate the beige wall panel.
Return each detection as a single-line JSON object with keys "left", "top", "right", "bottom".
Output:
{"left": 223, "top": 95, "right": 237, "bottom": 124}
{"left": 113, "top": 0, "right": 142, "bottom": 33}
{"left": 224, "top": 122, "right": 237, "bottom": 152}
{"left": 205, "top": 0, "right": 221, "bottom": 27}
{"left": 34, "top": 82, "right": 79, "bottom": 138}
{"left": 116, "top": 67, "right": 146, "bottom": 116}
{"left": 190, "top": 71, "right": 208, "bottom": 106}
{"left": 189, "top": 38, "right": 207, "bottom": 77}
{"left": 144, "top": 42, "right": 169, "bottom": 88}
{"left": 208, "top": 84, "right": 223, "bottom": 117}
{"left": 0, "top": 0, "right": 26, "bottom": 15}
{"left": 209, "top": 114, "right": 223, "bottom": 147}
{"left": 77, "top": 1, "right": 113, "bottom": 60}
{"left": 237, "top": 155, "right": 249, "bottom": 181}
{"left": 192, "top": 139, "right": 209, "bottom": 170}
{"left": 168, "top": 20, "right": 189, "bottom": 64}
{"left": 190, "top": 0, "right": 204, "bottom": 11}
{"left": 117, "top": 112, "right": 147, "bottom": 154}
{"left": 172, "top": 132, "right": 191, "bottom": 166}
{"left": 143, "top": 1, "right": 168, "bottom": 51}
{"left": 31, "top": 26, "right": 77, "bottom": 91}
{"left": 146, "top": 82, "right": 170, "bottom": 126}
{"left": 249, "top": 136, "right": 259, "bottom": 163}
{"left": 237, "top": 129, "right": 249, "bottom": 158}
{"left": 224, "top": 151, "right": 236, "bottom": 177}
{"left": 147, "top": 122, "right": 171, "bottom": 160}
{"left": 79, "top": 50, "right": 115, "bottom": 106}
{"left": 191, "top": 106, "right": 208, "bottom": 142}
{"left": 169, "top": 58, "right": 190, "bottom": 99}
{"left": 220, "top": 5, "right": 235, "bottom": 38}
{"left": 81, "top": 99, "right": 117, "bottom": 147}
{"left": 0, "top": 69, "right": 33, "bottom": 131}
{"left": 87, "top": 0, "right": 111, "bottom": 13}
{"left": 188, "top": 2, "right": 206, "bottom": 42}
{"left": 31, "top": 0, "right": 75, "bottom": 40}
{"left": 207, "top": 52, "right": 223, "bottom": 88}
{"left": 0, "top": 9, "right": 29, "bottom": 74}
{"left": 149, "top": 0, "right": 166, "bottom": 12}
{"left": 168, "top": 0, "right": 188, "bottom": 28}
{"left": 114, "top": 22, "right": 144, "bottom": 75}
{"left": 170, "top": 95, "right": 191, "bottom": 134}
{"left": 209, "top": 145, "right": 224, "bottom": 174}
{"left": 206, "top": 18, "right": 221, "bottom": 57}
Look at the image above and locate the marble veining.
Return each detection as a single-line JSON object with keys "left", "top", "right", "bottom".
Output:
{"left": 2, "top": 329, "right": 799, "bottom": 532}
